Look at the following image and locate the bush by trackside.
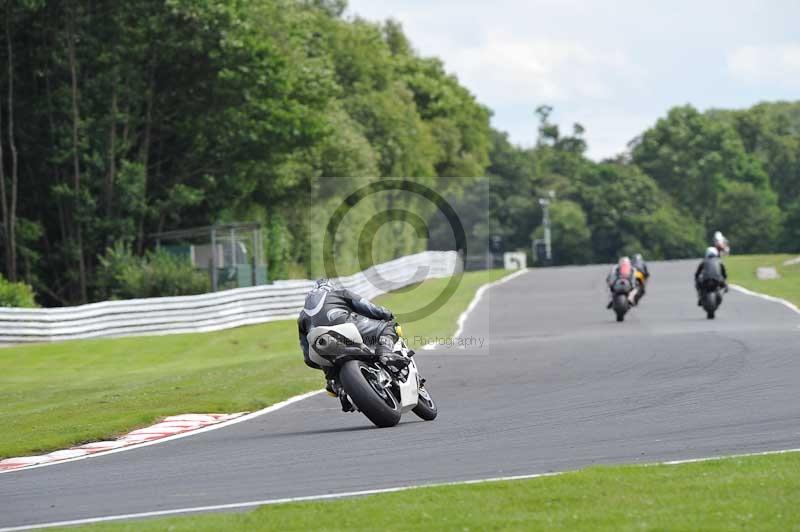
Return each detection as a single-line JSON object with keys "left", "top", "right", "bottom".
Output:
{"left": 97, "top": 243, "right": 210, "bottom": 300}
{"left": 0, "top": 276, "right": 38, "bottom": 307}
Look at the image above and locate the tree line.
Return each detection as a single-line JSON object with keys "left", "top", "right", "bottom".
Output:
{"left": 486, "top": 101, "right": 799, "bottom": 266}
{"left": 0, "top": 0, "right": 796, "bottom": 306}
{"left": 0, "top": 0, "right": 490, "bottom": 306}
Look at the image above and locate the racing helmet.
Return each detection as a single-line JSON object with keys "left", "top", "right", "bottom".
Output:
{"left": 619, "top": 256, "right": 632, "bottom": 277}
{"left": 313, "top": 278, "right": 334, "bottom": 292}
{"left": 705, "top": 246, "right": 719, "bottom": 258}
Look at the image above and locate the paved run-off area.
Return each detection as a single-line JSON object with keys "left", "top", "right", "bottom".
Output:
{"left": 1, "top": 261, "right": 799, "bottom": 529}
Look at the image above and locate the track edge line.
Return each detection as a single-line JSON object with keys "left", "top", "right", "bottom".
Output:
{"left": 0, "top": 390, "right": 324, "bottom": 476}
{"left": 5, "top": 447, "right": 800, "bottom": 531}
{"left": 729, "top": 283, "right": 800, "bottom": 315}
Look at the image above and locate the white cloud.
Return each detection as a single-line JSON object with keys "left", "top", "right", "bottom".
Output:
{"left": 347, "top": 1, "right": 800, "bottom": 159}
{"left": 727, "top": 44, "right": 800, "bottom": 86}
{"left": 447, "top": 34, "right": 641, "bottom": 105}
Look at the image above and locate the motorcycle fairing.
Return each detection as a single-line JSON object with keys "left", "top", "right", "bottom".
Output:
{"left": 307, "top": 323, "right": 364, "bottom": 367}
{"left": 397, "top": 359, "right": 420, "bottom": 411}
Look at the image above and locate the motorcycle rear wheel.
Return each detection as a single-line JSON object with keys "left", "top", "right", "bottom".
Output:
{"left": 339, "top": 360, "right": 401, "bottom": 428}
{"left": 702, "top": 291, "right": 718, "bottom": 319}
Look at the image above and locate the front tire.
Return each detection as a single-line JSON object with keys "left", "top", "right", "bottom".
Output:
{"left": 613, "top": 294, "right": 628, "bottom": 322}
{"left": 412, "top": 384, "right": 437, "bottom": 421}
{"left": 339, "top": 360, "right": 401, "bottom": 428}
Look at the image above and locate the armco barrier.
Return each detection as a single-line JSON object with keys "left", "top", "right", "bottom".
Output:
{"left": 0, "top": 251, "right": 458, "bottom": 344}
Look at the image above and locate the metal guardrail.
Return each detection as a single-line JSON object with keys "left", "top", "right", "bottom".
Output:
{"left": 0, "top": 251, "right": 458, "bottom": 344}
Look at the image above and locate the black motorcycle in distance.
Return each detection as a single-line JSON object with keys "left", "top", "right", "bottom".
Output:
{"left": 700, "top": 278, "right": 724, "bottom": 319}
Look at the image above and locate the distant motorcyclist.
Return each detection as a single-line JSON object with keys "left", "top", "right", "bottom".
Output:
{"left": 713, "top": 231, "right": 730, "bottom": 256}
{"left": 606, "top": 256, "right": 638, "bottom": 308}
{"left": 631, "top": 253, "right": 650, "bottom": 304}
{"left": 297, "top": 279, "right": 407, "bottom": 395}
{"left": 695, "top": 247, "right": 728, "bottom": 305}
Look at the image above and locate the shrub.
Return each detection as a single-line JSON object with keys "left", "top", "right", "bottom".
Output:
{"left": 97, "top": 244, "right": 210, "bottom": 300}
{"left": 0, "top": 276, "right": 38, "bottom": 307}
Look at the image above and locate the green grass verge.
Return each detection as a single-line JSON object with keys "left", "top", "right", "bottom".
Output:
{"left": 64, "top": 451, "right": 800, "bottom": 531}
{"left": 0, "top": 269, "right": 507, "bottom": 459}
{"left": 725, "top": 254, "right": 800, "bottom": 307}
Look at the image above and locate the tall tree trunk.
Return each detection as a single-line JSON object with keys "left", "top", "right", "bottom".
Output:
{"left": 5, "top": 6, "right": 18, "bottom": 282}
{"left": 0, "top": 87, "right": 5, "bottom": 275}
{"left": 45, "top": 60, "right": 69, "bottom": 246}
{"left": 105, "top": 84, "right": 117, "bottom": 223}
{"left": 136, "top": 67, "right": 154, "bottom": 255}
{"left": 0, "top": 67, "right": 6, "bottom": 281}
{"left": 67, "top": 9, "right": 87, "bottom": 303}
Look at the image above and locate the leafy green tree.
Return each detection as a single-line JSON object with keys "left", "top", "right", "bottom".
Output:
{"left": 632, "top": 105, "right": 769, "bottom": 225}
{"left": 711, "top": 102, "right": 800, "bottom": 210}
{"left": 780, "top": 199, "right": 800, "bottom": 253}
{"left": 575, "top": 162, "right": 704, "bottom": 261}
{"left": 484, "top": 130, "right": 539, "bottom": 252}
{"left": 711, "top": 182, "right": 782, "bottom": 253}
{"left": 532, "top": 200, "right": 592, "bottom": 265}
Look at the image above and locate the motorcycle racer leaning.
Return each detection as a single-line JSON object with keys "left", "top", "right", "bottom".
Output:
{"left": 713, "top": 231, "right": 730, "bottom": 256}
{"left": 631, "top": 253, "right": 650, "bottom": 303}
{"left": 297, "top": 279, "right": 409, "bottom": 397}
{"left": 606, "top": 256, "right": 639, "bottom": 308}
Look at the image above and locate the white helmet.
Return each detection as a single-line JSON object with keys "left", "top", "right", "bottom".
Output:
{"left": 705, "top": 246, "right": 719, "bottom": 258}
{"left": 713, "top": 231, "right": 724, "bottom": 243}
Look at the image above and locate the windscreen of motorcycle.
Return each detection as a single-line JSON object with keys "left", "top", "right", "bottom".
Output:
{"left": 613, "top": 278, "right": 631, "bottom": 293}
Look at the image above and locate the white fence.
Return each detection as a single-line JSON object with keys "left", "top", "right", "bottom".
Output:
{"left": 0, "top": 251, "right": 459, "bottom": 344}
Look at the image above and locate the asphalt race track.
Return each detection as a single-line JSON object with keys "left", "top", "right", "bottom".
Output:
{"left": 2, "top": 261, "right": 799, "bottom": 528}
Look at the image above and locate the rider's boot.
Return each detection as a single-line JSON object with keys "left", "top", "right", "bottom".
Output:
{"left": 376, "top": 334, "right": 409, "bottom": 370}
{"left": 323, "top": 367, "right": 354, "bottom": 411}
{"left": 323, "top": 367, "right": 339, "bottom": 397}
{"left": 339, "top": 393, "right": 355, "bottom": 412}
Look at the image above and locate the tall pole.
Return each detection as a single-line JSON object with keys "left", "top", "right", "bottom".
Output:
{"left": 543, "top": 200, "right": 552, "bottom": 262}
{"left": 538, "top": 190, "right": 555, "bottom": 264}
{"left": 210, "top": 227, "right": 218, "bottom": 292}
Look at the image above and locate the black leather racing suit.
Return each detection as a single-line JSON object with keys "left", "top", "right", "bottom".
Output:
{"left": 695, "top": 257, "right": 727, "bottom": 298}
{"left": 632, "top": 258, "right": 650, "bottom": 280}
{"left": 631, "top": 258, "right": 649, "bottom": 300}
{"left": 297, "top": 287, "right": 397, "bottom": 372}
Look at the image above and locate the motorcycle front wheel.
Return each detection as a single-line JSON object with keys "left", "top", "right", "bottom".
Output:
{"left": 412, "top": 384, "right": 437, "bottom": 421}
{"left": 613, "top": 294, "right": 628, "bottom": 322}
{"left": 339, "top": 360, "right": 401, "bottom": 428}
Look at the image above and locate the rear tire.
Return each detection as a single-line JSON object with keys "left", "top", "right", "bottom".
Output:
{"left": 412, "top": 385, "right": 437, "bottom": 421}
{"left": 703, "top": 292, "right": 717, "bottom": 313}
{"left": 339, "top": 360, "right": 401, "bottom": 428}
{"left": 707, "top": 310, "right": 715, "bottom": 319}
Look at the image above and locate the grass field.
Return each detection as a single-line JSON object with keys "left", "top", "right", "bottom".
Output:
{"left": 0, "top": 269, "right": 507, "bottom": 459}
{"left": 726, "top": 254, "right": 800, "bottom": 307}
{"left": 65, "top": 451, "right": 800, "bottom": 531}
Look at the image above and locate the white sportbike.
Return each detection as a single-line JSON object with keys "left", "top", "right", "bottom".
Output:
{"left": 306, "top": 323, "right": 437, "bottom": 428}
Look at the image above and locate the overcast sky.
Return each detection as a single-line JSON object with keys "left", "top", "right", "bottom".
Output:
{"left": 346, "top": 0, "right": 800, "bottom": 160}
